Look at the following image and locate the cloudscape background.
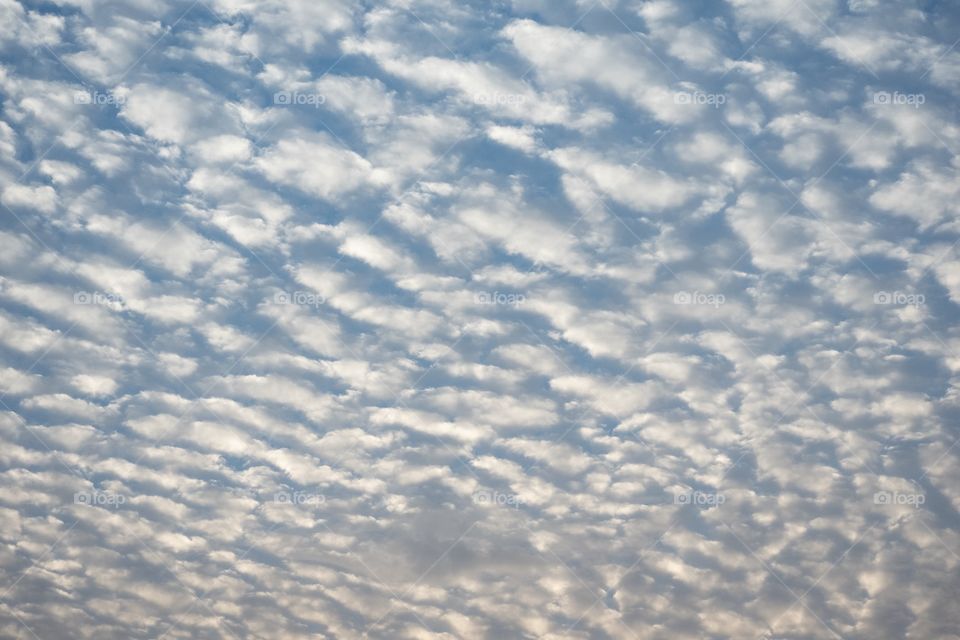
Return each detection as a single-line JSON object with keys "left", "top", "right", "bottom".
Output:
{"left": 0, "top": 0, "right": 959, "bottom": 638}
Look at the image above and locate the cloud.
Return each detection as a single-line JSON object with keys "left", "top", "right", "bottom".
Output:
{"left": 120, "top": 81, "right": 242, "bottom": 146}
{"left": 255, "top": 132, "right": 377, "bottom": 199}
{"left": 870, "top": 158, "right": 960, "bottom": 230}
{"left": 0, "top": 1, "right": 957, "bottom": 638}
{"left": 1, "top": 183, "right": 58, "bottom": 213}
{"left": 503, "top": 18, "right": 699, "bottom": 124}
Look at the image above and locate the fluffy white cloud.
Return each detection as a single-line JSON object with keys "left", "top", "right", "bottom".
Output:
{"left": 255, "top": 132, "right": 377, "bottom": 199}
{"left": 0, "top": 1, "right": 956, "bottom": 638}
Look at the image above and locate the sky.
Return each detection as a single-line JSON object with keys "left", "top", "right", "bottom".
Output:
{"left": 0, "top": 0, "right": 959, "bottom": 638}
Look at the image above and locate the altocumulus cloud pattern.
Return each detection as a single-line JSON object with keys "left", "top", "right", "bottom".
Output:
{"left": 0, "top": 0, "right": 958, "bottom": 638}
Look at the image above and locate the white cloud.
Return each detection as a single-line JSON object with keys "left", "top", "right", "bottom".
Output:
{"left": 2, "top": 183, "right": 58, "bottom": 213}
{"left": 255, "top": 132, "right": 377, "bottom": 199}
{"left": 0, "top": 2, "right": 957, "bottom": 638}
{"left": 870, "top": 159, "right": 960, "bottom": 229}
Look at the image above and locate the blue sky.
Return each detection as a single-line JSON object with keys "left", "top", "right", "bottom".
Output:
{"left": 1, "top": 0, "right": 959, "bottom": 638}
